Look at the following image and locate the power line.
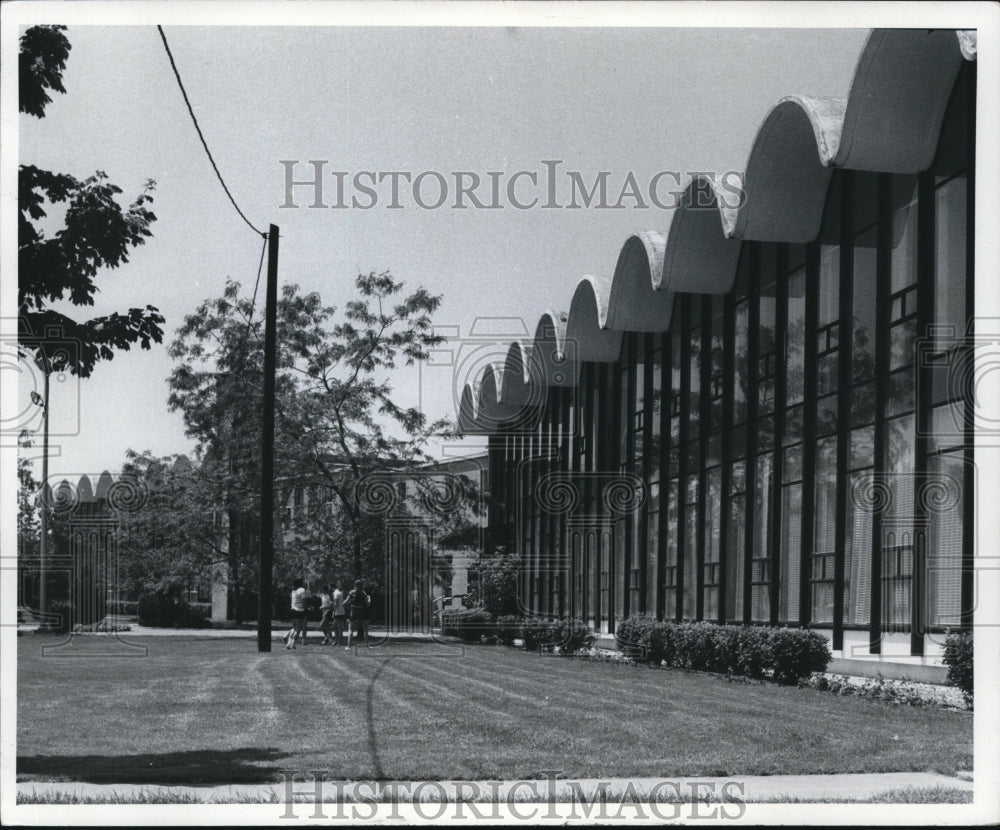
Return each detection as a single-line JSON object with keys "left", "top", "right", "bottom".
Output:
{"left": 236, "top": 234, "right": 269, "bottom": 368}
{"left": 156, "top": 25, "right": 266, "bottom": 238}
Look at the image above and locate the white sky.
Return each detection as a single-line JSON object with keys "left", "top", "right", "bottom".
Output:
{"left": 0, "top": 6, "right": 942, "bottom": 482}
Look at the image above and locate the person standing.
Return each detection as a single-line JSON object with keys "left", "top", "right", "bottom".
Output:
{"left": 319, "top": 584, "right": 335, "bottom": 645}
{"left": 344, "top": 580, "right": 370, "bottom": 649}
{"left": 331, "top": 582, "right": 346, "bottom": 646}
{"left": 285, "top": 578, "right": 309, "bottom": 649}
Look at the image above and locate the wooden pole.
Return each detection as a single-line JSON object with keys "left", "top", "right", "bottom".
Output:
{"left": 38, "top": 366, "right": 50, "bottom": 630}
{"left": 258, "top": 225, "right": 279, "bottom": 652}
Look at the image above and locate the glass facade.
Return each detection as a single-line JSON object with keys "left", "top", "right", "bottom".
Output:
{"left": 487, "top": 63, "right": 974, "bottom": 654}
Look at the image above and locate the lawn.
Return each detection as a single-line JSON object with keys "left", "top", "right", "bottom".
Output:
{"left": 17, "top": 636, "right": 972, "bottom": 785}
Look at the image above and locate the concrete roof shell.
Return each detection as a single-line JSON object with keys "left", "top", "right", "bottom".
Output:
{"left": 461, "top": 28, "right": 975, "bottom": 436}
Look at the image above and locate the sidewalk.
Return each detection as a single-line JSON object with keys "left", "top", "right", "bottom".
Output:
{"left": 17, "top": 622, "right": 454, "bottom": 642}
{"left": 15, "top": 771, "right": 973, "bottom": 805}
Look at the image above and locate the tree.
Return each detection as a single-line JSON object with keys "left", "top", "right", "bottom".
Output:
{"left": 475, "top": 547, "right": 524, "bottom": 617}
{"left": 115, "top": 451, "right": 224, "bottom": 600}
{"left": 19, "top": 25, "right": 165, "bottom": 380}
{"left": 166, "top": 273, "right": 475, "bottom": 617}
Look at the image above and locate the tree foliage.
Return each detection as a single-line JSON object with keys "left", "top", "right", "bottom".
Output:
{"left": 116, "top": 451, "right": 224, "bottom": 598}
{"left": 18, "top": 25, "right": 164, "bottom": 378}
{"left": 165, "top": 273, "right": 477, "bottom": 612}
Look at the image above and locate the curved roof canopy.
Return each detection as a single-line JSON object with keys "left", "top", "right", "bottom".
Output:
{"left": 460, "top": 28, "right": 974, "bottom": 435}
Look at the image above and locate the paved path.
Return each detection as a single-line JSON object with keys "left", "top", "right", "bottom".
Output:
{"left": 15, "top": 771, "right": 972, "bottom": 805}
{"left": 18, "top": 623, "right": 445, "bottom": 642}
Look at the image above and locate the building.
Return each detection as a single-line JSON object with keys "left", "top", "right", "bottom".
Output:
{"left": 276, "top": 454, "right": 487, "bottom": 629}
{"left": 459, "top": 29, "right": 977, "bottom": 669}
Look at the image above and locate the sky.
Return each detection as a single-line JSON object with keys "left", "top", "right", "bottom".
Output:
{"left": 9, "top": 8, "right": 876, "bottom": 482}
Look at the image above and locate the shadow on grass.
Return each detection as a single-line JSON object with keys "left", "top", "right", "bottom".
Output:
{"left": 18, "top": 747, "right": 292, "bottom": 785}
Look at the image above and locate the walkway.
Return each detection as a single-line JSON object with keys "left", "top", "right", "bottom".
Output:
{"left": 15, "top": 771, "right": 973, "bottom": 805}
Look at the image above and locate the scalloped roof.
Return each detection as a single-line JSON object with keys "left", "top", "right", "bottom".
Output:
{"left": 462, "top": 28, "right": 975, "bottom": 435}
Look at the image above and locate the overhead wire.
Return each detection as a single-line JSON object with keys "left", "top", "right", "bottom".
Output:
{"left": 156, "top": 25, "right": 271, "bottom": 385}
{"left": 156, "top": 25, "right": 266, "bottom": 239}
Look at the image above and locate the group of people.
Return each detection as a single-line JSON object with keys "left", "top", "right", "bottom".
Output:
{"left": 285, "top": 578, "right": 371, "bottom": 650}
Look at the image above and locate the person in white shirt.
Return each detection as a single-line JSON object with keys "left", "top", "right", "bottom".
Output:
{"left": 331, "top": 583, "right": 346, "bottom": 646}
{"left": 285, "top": 578, "right": 309, "bottom": 649}
{"left": 319, "top": 585, "right": 334, "bottom": 645}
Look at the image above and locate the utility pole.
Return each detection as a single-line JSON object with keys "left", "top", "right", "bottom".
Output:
{"left": 258, "top": 225, "right": 279, "bottom": 651}
{"left": 38, "top": 363, "right": 50, "bottom": 630}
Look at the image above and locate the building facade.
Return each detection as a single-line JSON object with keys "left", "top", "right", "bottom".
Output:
{"left": 460, "top": 29, "right": 977, "bottom": 665}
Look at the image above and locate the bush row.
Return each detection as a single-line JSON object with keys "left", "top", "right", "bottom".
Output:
{"left": 615, "top": 614, "right": 831, "bottom": 685}
{"left": 106, "top": 600, "right": 139, "bottom": 617}
{"left": 942, "top": 629, "right": 973, "bottom": 708}
{"left": 439, "top": 609, "right": 595, "bottom": 654}
{"left": 137, "top": 590, "right": 212, "bottom": 628}
{"left": 799, "top": 674, "right": 946, "bottom": 708}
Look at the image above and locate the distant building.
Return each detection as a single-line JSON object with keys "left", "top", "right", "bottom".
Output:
{"left": 275, "top": 454, "right": 487, "bottom": 629}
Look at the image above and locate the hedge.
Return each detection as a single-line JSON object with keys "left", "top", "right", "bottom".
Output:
{"left": 616, "top": 617, "right": 831, "bottom": 684}
{"left": 534, "top": 619, "right": 595, "bottom": 655}
{"left": 440, "top": 607, "right": 495, "bottom": 642}
{"left": 137, "top": 590, "right": 211, "bottom": 628}
{"left": 440, "top": 610, "right": 595, "bottom": 654}
{"left": 942, "top": 629, "right": 973, "bottom": 708}
{"left": 106, "top": 600, "right": 139, "bottom": 617}
{"left": 47, "top": 599, "right": 74, "bottom": 634}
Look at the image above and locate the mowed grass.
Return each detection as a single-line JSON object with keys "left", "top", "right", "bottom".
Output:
{"left": 17, "top": 637, "right": 971, "bottom": 785}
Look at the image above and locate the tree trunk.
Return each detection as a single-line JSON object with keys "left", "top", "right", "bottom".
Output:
{"left": 229, "top": 508, "right": 241, "bottom": 625}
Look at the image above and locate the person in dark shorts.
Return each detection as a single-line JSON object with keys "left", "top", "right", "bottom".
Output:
{"left": 319, "top": 584, "right": 335, "bottom": 645}
{"left": 344, "top": 580, "right": 370, "bottom": 649}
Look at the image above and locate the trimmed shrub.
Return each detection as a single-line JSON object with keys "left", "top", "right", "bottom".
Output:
{"left": 942, "top": 629, "right": 973, "bottom": 708}
{"left": 616, "top": 618, "right": 831, "bottom": 684}
{"left": 729, "top": 626, "right": 770, "bottom": 680}
{"left": 556, "top": 619, "right": 596, "bottom": 656}
{"left": 493, "top": 615, "right": 524, "bottom": 647}
{"left": 671, "top": 622, "right": 719, "bottom": 672}
{"left": 615, "top": 613, "right": 659, "bottom": 661}
{"left": 515, "top": 617, "right": 595, "bottom": 654}
{"left": 137, "top": 590, "right": 210, "bottom": 629}
{"left": 138, "top": 590, "right": 174, "bottom": 627}
{"left": 106, "top": 600, "right": 139, "bottom": 617}
{"left": 441, "top": 607, "right": 495, "bottom": 643}
{"left": 647, "top": 623, "right": 675, "bottom": 667}
{"left": 175, "top": 603, "right": 211, "bottom": 629}
{"left": 520, "top": 617, "right": 563, "bottom": 652}
{"left": 47, "top": 599, "right": 74, "bottom": 634}
{"left": 769, "top": 628, "right": 831, "bottom": 684}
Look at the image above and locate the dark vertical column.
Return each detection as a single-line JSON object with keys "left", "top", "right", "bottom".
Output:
{"left": 657, "top": 330, "right": 671, "bottom": 620}
{"left": 624, "top": 335, "right": 636, "bottom": 620}
{"left": 560, "top": 385, "right": 570, "bottom": 619}
{"left": 640, "top": 333, "right": 654, "bottom": 614}
{"left": 743, "top": 246, "right": 760, "bottom": 625}
{"left": 719, "top": 289, "right": 736, "bottom": 625}
{"left": 771, "top": 246, "right": 788, "bottom": 624}
{"left": 961, "top": 63, "right": 976, "bottom": 630}
{"left": 800, "top": 243, "right": 820, "bottom": 627}
{"left": 833, "top": 174, "right": 854, "bottom": 653}
{"left": 696, "top": 298, "right": 710, "bottom": 620}
{"left": 913, "top": 169, "right": 935, "bottom": 657}
{"left": 677, "top": 297, "right": 691, "bottom": 621}
{"left": 596, "top": 363, "right": 609, "bottom": 632}
{"left": 870, "top": 174, "right": 892, "bottom": 653}
{"left": 258, "top": 224, "right": 279, "bottom": 652}
{"left": 539, "top": 388, "right": 551, "bottom": 617}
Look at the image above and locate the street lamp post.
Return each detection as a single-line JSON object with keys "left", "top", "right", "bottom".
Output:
{"left": 35, "top": 363, "right": 50, "bottom": 630}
